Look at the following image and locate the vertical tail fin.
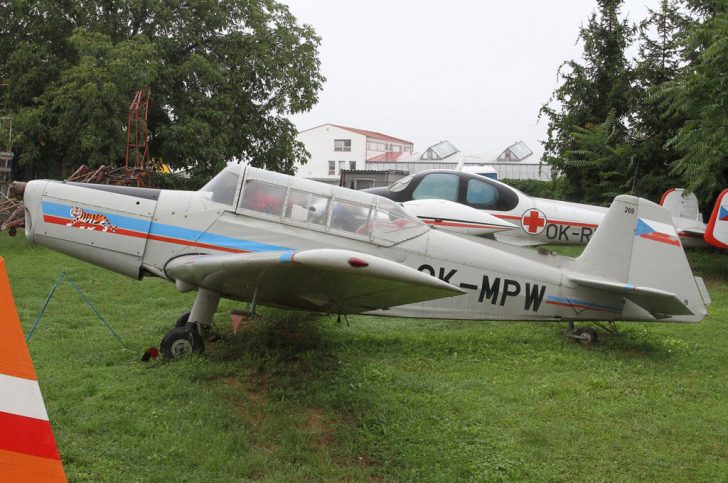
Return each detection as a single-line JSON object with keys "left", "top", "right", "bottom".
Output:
{"left": 705, "top": 188, "right": 728, "bottom": 249}
{"left": 571, "top": 195, "right": 708, "bottom": 321}
{"left": 0, "top": 257, "right": 66, "bottom": 482}
{"left": 659, "top": 188, "right": 702, "bottom": 222}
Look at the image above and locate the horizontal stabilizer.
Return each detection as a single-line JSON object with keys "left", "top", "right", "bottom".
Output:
{"left": 165, "top": 249, "right": 465, "bottom": 314}
{"left": 567, "top": 273, "right": 693, "bottom": 317}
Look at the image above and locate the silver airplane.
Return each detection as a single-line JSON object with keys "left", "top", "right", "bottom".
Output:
{"left": 23, "top": 164, "right": 711, "bottom": 358}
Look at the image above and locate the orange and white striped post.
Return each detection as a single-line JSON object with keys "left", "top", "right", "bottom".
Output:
{"left": 0, "top": 257, "right": 66, "bottom": 482}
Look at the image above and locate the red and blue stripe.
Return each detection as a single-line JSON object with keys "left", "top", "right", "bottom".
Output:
{"left": 41, "top": 201, "right": 291, "bottom": 254}
{"left": 546, "top": 295, "right": 621, "bottom": 314}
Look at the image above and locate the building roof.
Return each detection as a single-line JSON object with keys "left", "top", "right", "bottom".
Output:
{"left": 367, "top": 151, "right": 413, "bottom": 162}
{"left": 331, "top": 125, "right": 413, "bottom": 145}
{"left": 497, "top": 141, "right": 533, "bottom": 161}
{"left": 424, "top": 140, "right": 459, "bottom": 160}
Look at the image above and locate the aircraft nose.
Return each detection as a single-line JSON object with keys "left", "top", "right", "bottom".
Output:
{"left": 23, "top": 179, "right": 49, "bottom": 241}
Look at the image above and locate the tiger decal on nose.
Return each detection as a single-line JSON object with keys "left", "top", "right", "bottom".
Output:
{"left": 67, "top": 206, "right": 117, "bottom": 232}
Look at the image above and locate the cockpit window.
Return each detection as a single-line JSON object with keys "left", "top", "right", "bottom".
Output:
{"left": 285, "top": 189, "right": 330, "bottom": 226}
{"left": 330, "top": 200, "right": 372, "bottom": 235}
{"left": 412, "top": 173, "right": 459, "bottom": 201}
{"left": 240, "top": 180, "right": 287, "bottom": 217}
{"left": 199, "top": 166, "right": 241, "bottom": 205}
{"left": 466, "top": 178, "right": 499, "bottom": 206}
{"left": 388, "top": 174, "right": 414, "bottom": 193}
{"left": 373, "top": 197, "right": 422, "bottom": 233}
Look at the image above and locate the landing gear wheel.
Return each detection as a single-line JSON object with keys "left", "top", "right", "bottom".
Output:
{"left": 160, "top": 325, "right": 204, "bottom": 360}
{"left": 574, "top": 326, "right": 598, "bottom": 345}
{"left": 175, "top": 311, "right": 191, "bottom": 328}
{"left": 8, "top": 227, "right": 17, "bottom": 237}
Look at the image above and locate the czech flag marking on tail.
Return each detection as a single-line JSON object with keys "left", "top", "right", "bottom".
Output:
{"left": 0, "top": 257, "right": 66, "bottom": 482}
{"left": 635, "top": 218, "right": 681, "bottom": 247}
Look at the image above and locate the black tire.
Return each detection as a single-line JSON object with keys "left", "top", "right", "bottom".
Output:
{"left": 175, "top": 311, "right": 191, "bottom": 328}
{"left": 575, "top": 326, "right": 598, "bottom": 345}
{"left": 8, "top": 227, "right": 17, "bottom": 237}
{"left": 160, "top": 325, "right": 204, "bottom": 360}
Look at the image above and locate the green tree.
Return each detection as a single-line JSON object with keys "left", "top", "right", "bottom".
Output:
{"left": 540, "top": 0, "right": 635, "bottom": 203}
{"left": 630, "top": 0, "right": 687, "bottom": 201}
{"left": 658, "top": 1, "right": 728, "bottom": 205}
{"left": 0, "top": 0, "right": 324, "bottom": 179}
{"left": 563, "top": 110, "right": 635, "bottom": 204}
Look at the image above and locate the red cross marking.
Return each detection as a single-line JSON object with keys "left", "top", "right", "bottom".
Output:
{"left": 522, "top": 210, "right": 546, "bottom": 234}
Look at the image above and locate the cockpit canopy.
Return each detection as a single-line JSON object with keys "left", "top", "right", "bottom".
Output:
{"left": 199, "top": 164, "right": 428, "bottom": 246}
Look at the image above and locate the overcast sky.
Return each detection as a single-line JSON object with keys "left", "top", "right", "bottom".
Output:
{"left": 283, "top": 0, "right": 658, "bottom": 158}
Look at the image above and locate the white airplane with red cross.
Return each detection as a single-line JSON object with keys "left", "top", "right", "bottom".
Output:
{"left": 366, "top": 170, "right": 710, "bottom": 248}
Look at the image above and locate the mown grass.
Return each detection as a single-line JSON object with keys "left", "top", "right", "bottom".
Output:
{"left": 2, "top": 233, "right": 728, "bottom": 481}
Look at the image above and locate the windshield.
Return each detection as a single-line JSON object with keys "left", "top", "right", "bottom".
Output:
{"left": 199, "top": 165, "right": 242, "bottom": 206}
{"left": 387, "top": 174, "right": 414, "bottom": 193}
{"left": 375, "top": 197, "right": 422, "bottom": 229}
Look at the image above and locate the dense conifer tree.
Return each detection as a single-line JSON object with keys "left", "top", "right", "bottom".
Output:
{"left": 540, "top": 0, "right": 635, "bottom": 204}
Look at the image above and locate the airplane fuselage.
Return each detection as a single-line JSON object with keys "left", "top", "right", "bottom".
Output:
{"left": 366, "top": 170, "right": 708, "bottom": 248}
{"left": 23, "top": 165, "right": 708, "bottom": 324}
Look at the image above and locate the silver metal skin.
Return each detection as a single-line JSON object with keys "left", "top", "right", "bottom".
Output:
{"left": 24, "top": 165, "right": 710, "bottom": 333}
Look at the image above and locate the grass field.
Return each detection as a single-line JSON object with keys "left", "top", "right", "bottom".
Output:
{"left": 2, "top": 233, "right": 728, "bottom": 481}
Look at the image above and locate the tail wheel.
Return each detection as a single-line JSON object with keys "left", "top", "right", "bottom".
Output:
{"left": 160, "top": 325, "right": 204, "bottom": 360}
{"left": 574, "top": 326, "right": 598, "bottom": 345}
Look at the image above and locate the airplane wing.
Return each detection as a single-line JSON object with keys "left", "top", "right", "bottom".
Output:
{"left": 493, "top": 232, "right": 545, "bottom": 247}
{"left": 165, "top": 249, "right": 466, "bottom": 314}
{"left": 0, "top": 257, "right": 66, "bottom": 482}
{"left": 566, "top": 273, "right": 694, "bottom": 317}
{"left": 402, "top": 199, "right": 517, "bottom": 237}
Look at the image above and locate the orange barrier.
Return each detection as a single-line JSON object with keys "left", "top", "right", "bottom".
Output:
{"left": 0, "top": 257, "right": 66, "bottom": 482}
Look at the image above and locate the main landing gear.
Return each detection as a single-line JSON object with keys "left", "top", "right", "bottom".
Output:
{"left": 160, "top": 288, "right": 220, "bottom": 360}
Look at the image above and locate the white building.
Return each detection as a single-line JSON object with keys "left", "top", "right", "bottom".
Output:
{"left": 295, "top": 124, "right": 414, "bottom": 184}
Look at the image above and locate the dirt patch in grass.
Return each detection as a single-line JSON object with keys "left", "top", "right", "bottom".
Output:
{"left": 302, "top": 407, "right": 337, "bottom": 449}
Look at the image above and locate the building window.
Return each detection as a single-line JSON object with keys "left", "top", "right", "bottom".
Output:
{"left": 349, "top": 161, "right": 356, "bottom": 170}
{"left": 328, "top": 161, "right": 335, "bottom": 175}
{"left": 334, "top": 139, "right": 351, "bottom": 152}
{"left": 339, "top": 160, "right": 346, "bottom": 172}
{"left": 355, "top": 178, "right": 374, "bottom": 190}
